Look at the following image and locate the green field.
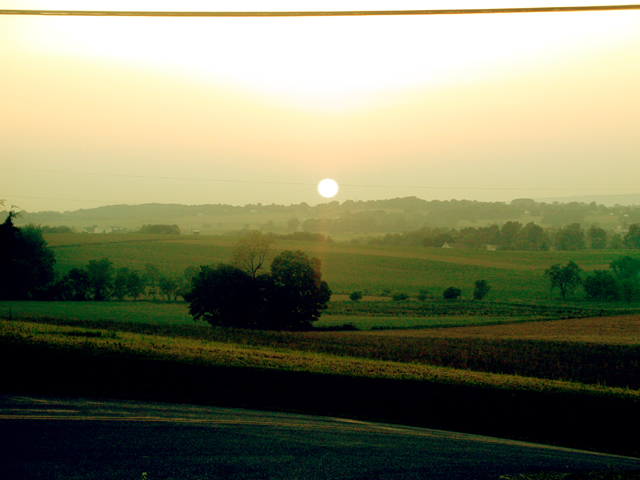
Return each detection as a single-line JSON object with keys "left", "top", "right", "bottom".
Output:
{"left": 45, "top": 233, "right": 635, "bottom": 303}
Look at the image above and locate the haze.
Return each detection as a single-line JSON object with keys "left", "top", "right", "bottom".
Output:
{"left": 1, "top": 1, "right": 639, "bottom": 212}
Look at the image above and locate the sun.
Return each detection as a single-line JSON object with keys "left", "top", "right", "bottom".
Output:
{"left": 318, "top": 179, "right": 339, "bottom": 198}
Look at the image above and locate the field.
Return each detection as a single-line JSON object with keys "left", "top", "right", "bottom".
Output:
{"left": 44, "top": 232, "right": 637, "bottom": 303}
{"left": 2, "top": 314, "right": 640, "bottom": 457}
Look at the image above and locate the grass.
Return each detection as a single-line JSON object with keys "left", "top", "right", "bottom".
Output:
{"left": 45, "top": 233, "right": 640, "bottom": 302}
{"left": 0, "top": 300, "right": 195, "bottom": 325}
{"left": 3, "top": 298, "right": 632, "bottom": 332}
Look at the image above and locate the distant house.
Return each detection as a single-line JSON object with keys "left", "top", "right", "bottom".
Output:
{"left": 441, "top": 242, "right": 453, "bottom": 248}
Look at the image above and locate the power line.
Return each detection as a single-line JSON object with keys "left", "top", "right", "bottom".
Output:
{"left": 1, "top": 5, "right": 640, "bottom": 17}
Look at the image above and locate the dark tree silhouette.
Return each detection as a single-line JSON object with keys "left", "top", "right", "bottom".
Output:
{"left": 0, "top": 213, "right": 55, "bottom": 299}
{"left": 185, "top": 264, "right": 261, "bottom": 329}
{"left": 264, "top": 250, "right": 331, "bottom": 330}
{"left": 185, "top": 250, "right": 331, "bottom": 331}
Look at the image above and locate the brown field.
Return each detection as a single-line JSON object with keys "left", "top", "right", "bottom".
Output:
{"left": 363, "top": 314, "right": 640, "bottom": 345}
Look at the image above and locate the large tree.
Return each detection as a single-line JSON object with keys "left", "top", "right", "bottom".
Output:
{"left": 0, "top": 213, "right": 56, "bottom": 299}
{"left": 185, "top": 264, "right": 262, "bottom": 329}
{"left": 264, "top": 250, "right": 332, "bottom": 330}
{"left": 185, "top": 250, "right": 331, "bottom": 331}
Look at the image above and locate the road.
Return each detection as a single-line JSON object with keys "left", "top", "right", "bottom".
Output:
{"left": 1, "top": 394, "right": 639, "bottom": 479}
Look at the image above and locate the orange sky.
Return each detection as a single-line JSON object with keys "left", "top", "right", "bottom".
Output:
{"left": 1, "top": 1, "right": 640, "bottom": 211}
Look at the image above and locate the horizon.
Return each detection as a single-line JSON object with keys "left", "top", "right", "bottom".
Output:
{"left": 5, "top": 191, "right": 640, "bottom": 215}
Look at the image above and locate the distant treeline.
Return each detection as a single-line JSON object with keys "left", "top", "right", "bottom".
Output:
{"left": 30, "top": 224, "right": 181, "bottom": 235}
{"left": 11, "top": 196, "right": 640, "bottom": 232}
{"left": 368, "top": 222, "right": 640, "bottom": 251}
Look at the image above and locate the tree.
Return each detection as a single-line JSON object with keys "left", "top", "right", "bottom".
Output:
{"left": 555, "top": 224, "right": 586, "bottom": 251}
{"left": 610, "top": 255, "right": 640, "bottom": 281}
{"left": 443, "top": 286, "right": 461, "bottom": 300}
{"left": 158, "top": 275, "right": 179, "bottom": 301}
{"left": 287, "top": 218, "right": 301, "bottom": 232}
{"left": 185, "top": 264, "right": 262, "bottom": 329}
{"left": 176, "top": 265, "right": 199, "bottom": 300}
{"left": 126, "top": 270, "right": 145, "bottom": 300}
{"left": 64, "top": 267, "right": 91, "bottom": 300}
{"left": 349, "top": 291, "right": 363, "bottom": 302}
{"left": 516, "top": 222, "right": 549, "bottom": 251}
{"left": 625, "top": 224, "right": 640, "bottom": 249}
{"left": 139, "top": 224, "right": 180, "bottom": 235}
{"left": 587, "top": 225, "right": 608, "bottom": 250}
{"left": 544, "top": 261, "right": 582, "bottom": 300}
{"left": 610, "top": 256, "right": 640, "bottom": 304}
{"left": 583, "top": 270, "right": 618, "bottom": 300}
{"left": 231, "top": 230, "right": 274, "bottom": 278}
{"left": 112, "top": 267, "right": 131, "bottom": 301}
{"left": 265, "top": 250, "right": 331, "bottom": 330}
{"left": 620, "top": 278, "right": 639, "bottom": 305}
{"left": 499, "top": 221, "right": 522, "bottom": 250}
{"left": 143, "top": 263, "right": 161, "bottom": 288}
{"left": 609, "top": 233, "right": 625, "bottom": 250}
{"left": 0, "top": 214, "right": 56, "bottom": 300}
{"left": 86, "top": 258, "right": 114, "bottom": 300}
{"left": 473, "top": 279, "right": 491, "bottom": 301}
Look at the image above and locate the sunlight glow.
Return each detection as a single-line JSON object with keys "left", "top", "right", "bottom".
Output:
{"left": 318, "top": 179, "right": 339, "bottom": 198}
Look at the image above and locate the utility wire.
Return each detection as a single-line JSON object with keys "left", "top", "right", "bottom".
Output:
{"left": 2, "top": 5, "right": 640, "bottom": 17}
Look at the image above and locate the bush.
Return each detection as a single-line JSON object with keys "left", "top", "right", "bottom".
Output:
{"left": 349, "top": 291, "right": 363, "bottom": 302}
{"left": 443, "top": 286, "right": 462, "bottom": 300}
{"left": 392, "top": 292, "right": 409, "bottom": 301}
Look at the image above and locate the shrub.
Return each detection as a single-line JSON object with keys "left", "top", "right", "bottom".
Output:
{"left": 349, "top": 291, "right": 363, "bottom": 302}
{"left": 392, "top": 292, "right": 409, "bottom": 301}
{"left": 443, "top": 286, "right": 462, "bottom": 300}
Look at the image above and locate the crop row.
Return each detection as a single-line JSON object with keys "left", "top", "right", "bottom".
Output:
{"left": 325, "top": 299, "right": 617, "bottom": 319}
{"left": 11, "top": 316, "right": 640, "bottom": 390}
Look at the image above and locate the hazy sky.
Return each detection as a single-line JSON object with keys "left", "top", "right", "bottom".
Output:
{"left": 1, "top": 1, "right": 639, "bottom": 212}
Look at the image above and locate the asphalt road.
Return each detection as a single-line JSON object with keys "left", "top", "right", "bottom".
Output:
{"left": 1, "top": 394, "right": 639, "bottom": 480}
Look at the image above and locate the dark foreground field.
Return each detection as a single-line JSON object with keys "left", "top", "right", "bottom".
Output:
{"left": 2, "top": 315, "right": 639, "bottom": 459}
{"left": 3, "top": 395, "right": 640, "bottom": 480}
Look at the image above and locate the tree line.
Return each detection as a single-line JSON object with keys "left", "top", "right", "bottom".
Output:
{"left": 545, "top": 256, "right": 640, "bottom": 303}
{"left": 41, "top": 259, "right": 199, "bottom": 302}
{"left": 369, "top": 222, "right": 640, "bottom": 251}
